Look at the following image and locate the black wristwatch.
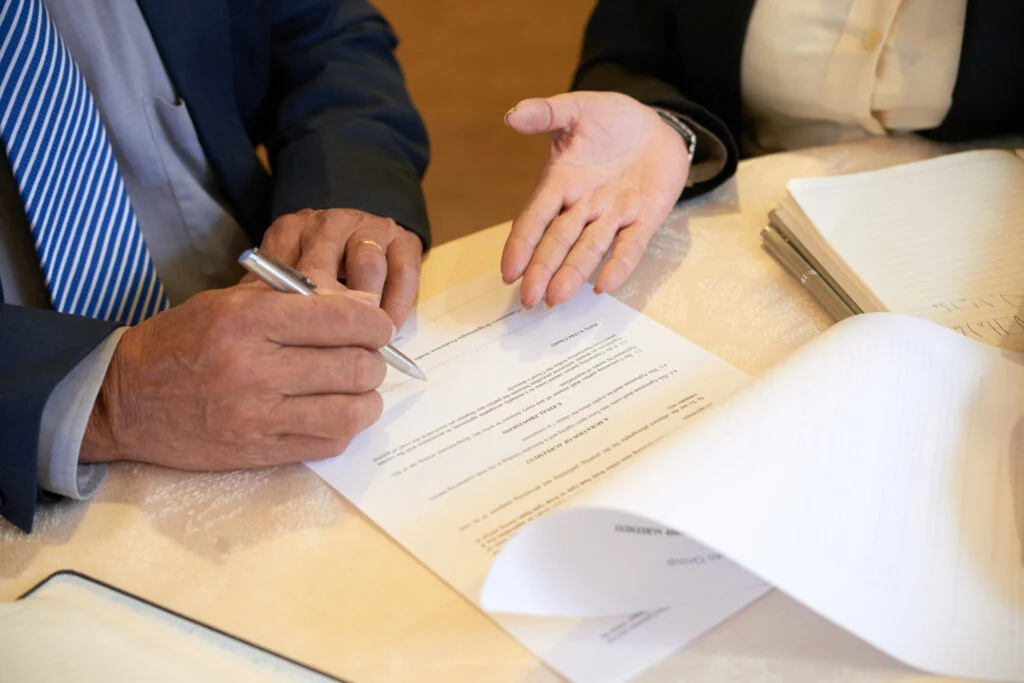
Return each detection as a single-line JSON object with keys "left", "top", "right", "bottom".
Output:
{"left": 653, "top": 107, "right": 697, "bottom": 161}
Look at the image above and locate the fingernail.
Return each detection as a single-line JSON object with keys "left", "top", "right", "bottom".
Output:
{"left": 522, "top": 302, "right": 533, "bottom": 312}
{"left": 391, "top": 323, "right": 398, "bottom": 341}
{"left": 504, "top": 106, "right": 518, "bottom": 125}
{"left": 543, "top": 299, "right": 553, "bottom": 309}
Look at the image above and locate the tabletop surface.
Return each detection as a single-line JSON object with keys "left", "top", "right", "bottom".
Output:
{"left": 0, "top": 136, "right": 970, "bottom": 682}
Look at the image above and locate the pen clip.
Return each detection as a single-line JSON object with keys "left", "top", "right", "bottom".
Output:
{"left": 250, "top": 247, "right": 318, "bottom": 291}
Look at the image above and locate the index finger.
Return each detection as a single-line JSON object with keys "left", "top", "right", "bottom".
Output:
{"left": 257, "top": 291, "right": 395, "bottom": 350}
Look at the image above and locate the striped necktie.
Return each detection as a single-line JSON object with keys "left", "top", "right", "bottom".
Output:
{"left": 0, "top": 0, "right": 168, "bottom": 325}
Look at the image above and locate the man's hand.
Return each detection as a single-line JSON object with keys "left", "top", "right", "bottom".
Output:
{"left": 502, "top": 92, "right": 690, "bottom": 308}
{"left": 80, "top": 284, "right": 395, "bottom": 469}
{"left": 258, "top": 209, "right": 423, "bottom": 328}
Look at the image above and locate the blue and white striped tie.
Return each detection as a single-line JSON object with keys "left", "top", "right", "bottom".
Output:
{"left": 0, "top": 0, "right": 168, "bottom": 325}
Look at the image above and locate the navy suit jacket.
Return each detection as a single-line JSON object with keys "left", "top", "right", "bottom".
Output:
{"left": 0, "top": 0, "right": 429, "bottom": 532}
{"left": 574, "top": 0, "right": 1024, "bottom": 198}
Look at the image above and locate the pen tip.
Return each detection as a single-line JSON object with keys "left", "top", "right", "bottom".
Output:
{"left": 409, "top": 366, "right": 427, "bottom": 381}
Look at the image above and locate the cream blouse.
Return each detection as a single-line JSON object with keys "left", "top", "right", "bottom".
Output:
{"left": 740, "top": 0, "right": 968, "bottom": 153}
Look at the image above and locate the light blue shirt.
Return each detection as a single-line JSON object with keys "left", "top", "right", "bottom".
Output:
{"left": 0, "top": 0, "right": 251, "bottom": 499}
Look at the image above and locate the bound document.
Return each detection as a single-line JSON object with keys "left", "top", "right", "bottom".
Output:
{"left": 765, "top": 149, "right": 1024, "bottom": 350}
{"left": 1, "top": 572, "right": 346, "bottom": 683}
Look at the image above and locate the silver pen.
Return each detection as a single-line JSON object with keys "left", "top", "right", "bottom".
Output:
{"left": 238, "top": 247, "right": 426, "bottom": 381}
{"left": 760, "top": 225, "right": 855, "bottom": 321}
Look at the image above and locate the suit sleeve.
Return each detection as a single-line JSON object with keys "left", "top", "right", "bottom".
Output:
{"left": 571, "top": 0, "right": 740, "bottom": 199}
{"left": 266, "top": 0, "right": 431, "bottom": 248}
{"left": 0, "top": 302, "right": 119, "bottom": 533}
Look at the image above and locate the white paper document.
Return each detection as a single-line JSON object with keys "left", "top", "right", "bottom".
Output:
{"left": 309, "top": 275, "right": 768, "bottom": 682}
{"left": 482, "top": 314, "right": 1024, "bottom": 682}
{"left": 310, "top": 274, "right": 1024, "bottom": 682}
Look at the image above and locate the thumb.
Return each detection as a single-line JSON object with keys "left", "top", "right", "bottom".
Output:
{"left": 504, "top": 96, "right": 579, "bottom": 135}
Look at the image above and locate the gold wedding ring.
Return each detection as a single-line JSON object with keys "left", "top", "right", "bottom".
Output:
{"left": 358, "top": 238, "right": 386, "bottom": 255}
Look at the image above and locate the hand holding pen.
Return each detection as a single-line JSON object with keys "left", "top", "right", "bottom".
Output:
{"left": 80, "top": 265, "right": 397, "bottom": 470}
{"left": 240, "top": 248, "right": 426, "bottom": 380}
{"left": 78, "top": 210, "right": 423, "bottom": 473}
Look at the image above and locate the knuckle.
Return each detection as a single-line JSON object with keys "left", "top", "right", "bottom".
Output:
{"left": 215, "top": 396, "right": 262, "bottom": 442}
{"left": 395, "top": 225, "right": 415, "bottom": 242}
{"left": 396, "top": 232, "right": 424, "bottom": 259}
{"left": 330, "top": 298, "right": 360, "bottom": 330}
{"left": 618, "top": 233, "right": 643, "bottom": 258}
{"left": 337, "top": 393, "right": 383, "bottom": 436}
{"left": 528, "top": 256, "right": 554, "bottom": 274}
{"left": 617, "top": 235, "right": 647, "bottom": 263}
{"left": 310, "top": 211, "right": 331, "bottom": 238}
{"left": 293, "top": 211, "right": 330, "bottom": 249}
{"left": 578, "top": 237, "right": 608, "bottom": 261}
{"left": 340, "top": 349, "right": 386, "bottom": 391}
{"left": 559, "top": 262, "right": 589, "bottom": 283}
{"left": 568, "top": 192, "right": 593, "bottom": 216}
{"left": 389, "top": 260, "right": 418, "bottom": 288}
{"left": 617, "top": 191, "right": 642, "bottom": 219}
{"left": 332, "top": 207, "right": 362, "bottom": 222}
{"left": 526, "top": 259, "right": 556, "bottom": 278}
{"left": 328, "top": 299, "right": 390, "bottom": 347}
{"left": 262, "top": 218, "right": 286, "bottom": 242}
{"left": 521, "top": 206, "right": 554, "bottom": 230}
{"left": 506, "top": 232, "right": 538, "bottom": 254}
{"left": 633, "top": 216, "right": 660, "bottom": 239}
{"left": 335, "top": 400, "right": 365, "bottom": 436}
{"left": 358, "top": 350, "right": 388, "bottom": 388}
{"left": 325, "top": 208, "right": 363, "bottom": 232}
{"left": 265, "top": 213, "right": 303, "bottom": 241}
{"left": 545, "top": 227, "right": 577, "bottom": 251}
{"left": 261, "top": 398, "right": 298, "bottom": 434}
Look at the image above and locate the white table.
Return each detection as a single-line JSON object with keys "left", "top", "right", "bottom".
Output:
{"left": 0, "top": 136, "right": 969, "bottom": 682}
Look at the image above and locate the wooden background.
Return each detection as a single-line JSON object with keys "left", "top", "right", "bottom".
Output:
{"left": 373, "top": 0, "right": 598, "bottom": 246}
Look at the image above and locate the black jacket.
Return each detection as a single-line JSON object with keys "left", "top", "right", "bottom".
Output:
{"left": 573, "top": 0, "right": 1024, "bottom": 198}
{"left": 0, "top": 0, "right": 429, "bottom": 533}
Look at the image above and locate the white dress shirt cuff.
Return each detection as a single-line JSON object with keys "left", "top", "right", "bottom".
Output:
{"left": 38, "top": 327, "right": 128, "bottom": 499}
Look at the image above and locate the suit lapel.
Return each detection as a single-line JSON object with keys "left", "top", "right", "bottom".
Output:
{"left": 135, "top": 0, "right": 270, "bottom": 245}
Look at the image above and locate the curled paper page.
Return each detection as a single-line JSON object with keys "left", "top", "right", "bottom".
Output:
{"left": 481, "top": 314, "right": 1024, "bottom": 683}
{"left": 481, "top": 508, "right": 765, "bottom": 618}
{"left": 307, "top": 274, "right": 769, "bottom": 683}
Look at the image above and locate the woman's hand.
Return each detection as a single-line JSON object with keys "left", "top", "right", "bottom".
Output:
{"left": 502, "top": 91, "right": 690, "bottom": 308}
